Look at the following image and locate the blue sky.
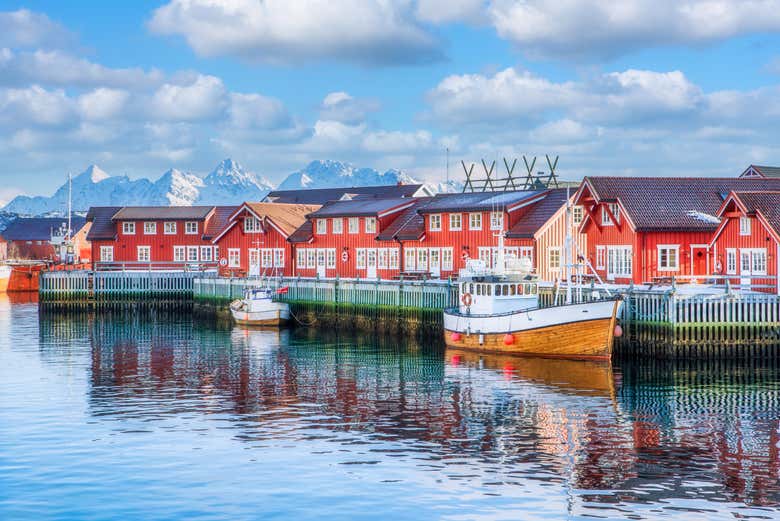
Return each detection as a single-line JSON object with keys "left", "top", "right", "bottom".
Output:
{"left": 1, "top": 0, "right": 780, "bottom": 204}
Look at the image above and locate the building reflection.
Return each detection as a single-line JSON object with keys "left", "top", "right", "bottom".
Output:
{"left": 37, "top": 309, "right": 780, "bottom": 507}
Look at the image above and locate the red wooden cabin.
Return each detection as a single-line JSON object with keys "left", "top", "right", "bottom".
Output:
{"left": 2, "top": 216, "right": 90, "bottom": 262}
{"left": 574, "top": 177, "right": 780, "bottom": 285}
{"left": 211, "top": 202, "right": 319, "bottom": 277}
{"left": 709, "top": 191, "right": 780, "bottom": 294}
{"left": 86, "top": 206, "right": 234, "bottom": 270}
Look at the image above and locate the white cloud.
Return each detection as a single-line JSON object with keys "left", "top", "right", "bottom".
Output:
{"left": 0, "top": 86, "right": 75, "bottom": 127}
{"left": 487, "top": 0, "right": 780, "bottom": 60}
{"left": 415, "top": 0, "right": 486, "bottom": 23}
{"left": 229, "top": 92, "right": 291, "bottom": 129}
{"left": 319, "top": 91, "right": 380, "bottom": 124}
{"left": 0, "top": 9, "right": 73, "bottom": 49}
{"left": 362, "top": 129, "right": 434, "bottom": 153}
{"left": 148, "top": 0, "right": 444, "bottom": 65}
{"left": 529, "top": 119, "right": 593, "bottom": 143}
{"left": 150, "top": 75, "right": 228, "bottom": 121}
{"left": 78, "top": 88, "right": 130, "bottom": 121}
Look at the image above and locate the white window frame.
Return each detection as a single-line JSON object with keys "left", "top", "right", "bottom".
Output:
{"left": 244, "top": 216, "right": 262, "bottom": 233}
{"left": 164, "top": 221, "right": 177, "bottom": 235}
{"left": 490, "top": 211, "right": 504, "bottom": 231}
{"left": 185, "top": 221, "right": 198, "bottom": 235}
{"left": 657, "top": 245, "right": 680, "bottom": 272}
{"left": 429, "top": 214, "right": 442, "bottom": 232}
{"left": 306, "top": 249, "right": 316, "bottom": 269}
{"left": 726, "top": 248, "right": 737, "bottom": 275}
{"left": 297, "top": 248, "right": 306, "bottom": 269}
{"left": 137, "top": 245, "right": 151, "bottom": 263}
{"left": 602, "top": 203, "right": 621, "bottom": 226}
{"left": 365, "top": 217, "right": 377, "bottom": 234}
{"left": 442, "top": 247, "right": 453, "bottom": 271}
{"left": 389, "top": 248, "right": 399, "bottom": 269}
{"left": 274, "top": 248, "right": 285, "bottom": 268}
{"left": 478, "top": 247, "right": 491, "bottom": 267}
{"left": 416, "top": 248, "right": 428, "bottom": 271}
{"left": 572, "top": 206, "right": 584, "bottom": 225}
{"left": 228, "top": 248, "right": 240, "bottom": 268}
{"left": 548, "top": 247, "right": 561, "bottom": 271}
{"left": 316, "top": 219, "right": 327, "bottom": 235}
{"left": 348, "top": 217, "right": 359, "bottom": 234}
{"left": 326, "top": 249, "right": 336, "bottom": 269}
{"left": 122, "top": 222, "right": 135, "bottom": 235}
{"left": 200, "top": 246, "right": 213, "bottom": 262}
{"left": 187, "top": 246, "right": 198, "bottom": 262}
{"left": 469, "top": 212, "right": 482, "bottom": 231}
{"left": 332, "top": 218, "right": 343, "bottom": 234}
{"left": 449, "top": 213, "right": 462, "bottom": 231}
{"left": 100, "top": 246, "right": 113, "bottom": 262}
{"left": 739, "top": 216, "right": 751, "bottom": 236}
{"left": 356, "top": 248, "right": 366, "bottom": 269}
{"left": 173, "top": 246, "right": 185, "bottom": 262}
{"left": 405, "top": 248, "right": 416, "bottom": 271}
{"left": 378, "top": 248, "right": 388, "bottom": 269}
{"left": 607, "top": 245, "right": 633, "bottom": 279}
{"left": 742, "top": 248, "right": 767, "bottom": 275}
{"left": 143, "top": 222, "right": 156, "bottom": 235}
{"left": 595, "top": 245, "right": 606, "bottom": 270}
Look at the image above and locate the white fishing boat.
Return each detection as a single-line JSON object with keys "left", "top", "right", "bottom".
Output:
{"left": 0, "top": 265, "right": 10, "bottom": 293}
{"left": 443, "top": 193, "right": 622, "bottom": 360}
{"left": 230, "top": 286, "right": 290, "bottom": 327}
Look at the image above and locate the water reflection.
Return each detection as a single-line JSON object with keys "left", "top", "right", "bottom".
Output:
{"left": 34, "top": 309, "right": 780, "bottom": 515}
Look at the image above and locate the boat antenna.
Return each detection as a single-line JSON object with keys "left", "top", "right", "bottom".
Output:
{"left": 67, "top": 172, "right": 72, "bottom": 242}
{"left": 445, "top": 147, "right": 449, "bottom": 186}
{"left": 564, "top": 185, "right": 572, "bottom": 305}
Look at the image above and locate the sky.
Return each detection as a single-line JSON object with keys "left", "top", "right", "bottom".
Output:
{"left": 1, "top": 0, "right": 780, "bottom": 204}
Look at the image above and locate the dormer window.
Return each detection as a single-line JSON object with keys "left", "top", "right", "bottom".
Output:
{"left": 490, "top": 211, "right": 503, "bottom": 230}
{"left": 244, "top": 216, "right": 262, "bottom": 233}
{"left": 740, "top": 217, "right": 751, "bottom": 236}
{"left": 316, "top": 219, "right": 327, "bottom": 235}
{"left": 602, "top": 203, "right": 620, "bottom": 225}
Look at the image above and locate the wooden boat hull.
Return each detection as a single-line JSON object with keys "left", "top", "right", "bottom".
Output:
{"left": 230, "top": 303, "right": 290, "bottom": 327}
{"left": 443, "top": 300, "right": 621, "bottom": 360}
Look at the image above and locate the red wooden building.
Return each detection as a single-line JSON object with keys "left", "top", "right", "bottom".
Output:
{"left": 574, "top": 176, "right": 780, "bottom": 284}
{"left": 211, "top": 202, "right": 319, "bottom": 277}
{"left": 2, "top": 216, "right": 90, "bottom": 262}
{"left": 86, "top": 206, "right": 234, "bottom": 269}
{"left": 709, "top": 191, "right": 780, "bottom": 293}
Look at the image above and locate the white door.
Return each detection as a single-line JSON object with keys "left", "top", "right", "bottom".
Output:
{"left": 249, "top": 249, "right": 260, "bottom": 277}
{"left": 316, "top": 249, "right": 326, "bottom": 278}
{"left": 366, "top": 249, "right": 377, "bottom": 279}
{"left": 429, "top": 248, "right": 440, "bottom": 277}
{"left": 740, "top": 250, "right": 751, "bottom": 289}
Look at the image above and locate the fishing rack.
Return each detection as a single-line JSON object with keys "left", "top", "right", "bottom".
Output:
{"left": 461, "top": 155, "right": 560, "bottom": 193}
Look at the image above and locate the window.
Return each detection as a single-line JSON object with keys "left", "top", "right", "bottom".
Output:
{"left": 405, "top": 248, "right": 416, "bottom": 271}
{"left": 740, "top": 217, "right": 751, "bottom": 236}
{"left": 122, "top": 222, "right": 135, "bottom": 235}
{"left": 490, "top": 211, "right": 503, "bottom": 230}
{"left": 173, "top": 246, "right": 185, "bottom": 262}
{"left": 417, "top": 248, "right": 428, "bottom": 271}
{"left": 244, "top": 216, "right": 262, "bottom": 233}
{"left": 602, "top": 203, "right": 620, "bottom": 226}
{"left": 326, "top": 249, "right": 336, "bottom": 269}
{"left": 348, "top": 217, "right": 359, "bottom": 234}
{"left": 548, "top": 247, "right": 561, "bottom": 270}
{"left": 607, "top": 246, "right": 632, "bottom": 279}
{"left": 596, "top": 245, "right": 606, "bottom": 270}
{"left": 316, "top": 219, "right": 327, "bottom": 235}
{"left": 726, "top": 248, "right": 737, "bottom": 275}
{"left": 164, "top": 222, "right": 176, "bottom": 234}
{"left": 200, "top": 246, "right": 213, "bottom": 262}
{"left": 356, "top": 248, "right": 366, "bottom": 269}
{"left": 187, "top": 246, "right": 198, "bottom": 262}
{"left": 378, "top": 248, "right": 388, "bottom": 269}
{"left": 442, "top": 248, "right": 453, "bottom": 271}
{"left": 214, "top": 246, "right": 219, "bottom": 262}
{"left": 572, "top": 206, "right": 583, "bottom": 224}
{"left": 306, "top": 249, "right": 316, "bottom": 269}
{"left": 429, "top": 214, "right": 442, "bottom": 231}
{"left": 185, "top": 221, "right": 198, "bottom": 234}
{"left": 519, "top": 247, "right": 533, "bottom": 260}
{"left": 297, "top": 248, "right": 306, "bottom": 268}
{"left": 332, "top": 218, "right": 343, "bottom": 234}
{"left": 389, "top": 248, "right": 399, "bottom": 269}
{"left": 228, "top": 249, "right": 240, "bottom": 267}
{"left": 274, "top": 249, "right": 285, "bottom": 268}
{"left": 469, "top": 212, "right": 482, "bottom": 230}
{"left": 478, "top": 247, "right": 491, "bottom": 266}
{"left": 261, "top": 249, "right": 273, "bottom": 268}
{"left": 137, "top": 246, "right": 150, "bottom": 262}
{"left": 449, "top": 213, "right": 462, "bottom": 231}
{"left": 429, "top": 248, "right": 440, "bottom": 272}
{"left": 144, "top": 222, "right": 156, "bottom": 235}
{"left": 366, "top": 249, "right": 377, "bottom": 269}
{"left": 750, "top": 249, "right": 767, "bottom": 274}
{"left": 365, "top": 217, "right": 377, "bottom": 234}
{"left": 657, "top": 245, "right": 679, "bottom": 271}
{"left": 100, "top": 246, "right": 113, "bottom": 262}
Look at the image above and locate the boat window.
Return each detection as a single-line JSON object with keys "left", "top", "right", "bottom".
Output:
{"left": 476, "top": 284, "right": 482, "bottom": 296}
{"left": 531, "top": 284, "right": 537, "bottom": 295}
{"left": 486, "top": 284, "right": 491, "bottom": 296}
{"left": 469, "top": 283, "right": 474, "bottom": 294}
{"left": 517, "top": 284, "right": 523, "bottom": 295}
{"left": 503, "top": 284, "right": 509, "bottom": 296}
{"left": 510, "top": 284, "right": 516, "bottom": 296}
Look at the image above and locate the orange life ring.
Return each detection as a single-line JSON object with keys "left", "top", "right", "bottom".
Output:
{"left": 341, "top": 250, "right": 349, "bottom": 262}
{"left": 461, "top": 252, "right": 469, "bottom": 262}
{"left": 461, "top": 293, "right": 472, "bottom": 306}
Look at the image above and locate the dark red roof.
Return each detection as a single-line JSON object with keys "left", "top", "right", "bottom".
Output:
{"left": 112, "top": 206, "right": 215, "bottom": 220}
{"left": 417, "top": 190, "right": 545, "bottom": 213}
{"left": 730, "top": 191, "right": 780, "bottom": 238}
{"left": 308, "top": 197, "right": 414, "bottom": 218}
{"left": 86, "top": 206, "right": 122, "bottom": 241}
{"left": 287, "top": 220, "right": 314, "bottom": 244}
{"left": 579, "top": 177, "right": 780, "bottom": 231}
{"left": 265, "top": 184, "right": 424, "bottom": 204}
{"left": 203, "top": 205, "right": 239, "bottom": 240}
{"left": 506, "top": 189, "right": 569, "bottom": 238}
{"left": 4, "top": 216, "right": 88, "bottom": 241}
{"left": 376, "top": 198, "right": 433, "bottom": 241}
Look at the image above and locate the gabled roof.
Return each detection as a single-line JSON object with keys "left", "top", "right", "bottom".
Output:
{"left": 416, "top": 190, "right": 545, "bottom": 214}
{"left": 577, "top": 177, "right": 780, "bottom": 232}
{"left": 308, "top": 197, "right": 413, "bottom": 218}
{"left": 376, "top": 198, "right": 433, "bottom": 241}
{"left": 287, "top": 220, "right": 314, "bottom": 244}
{"left": 111, "top": 206, "right": 215, "bottom": 221}
{"left": 506, "top": 189, "right": 570, "bottom": 239}
{"left": 2, "top": 216, "right": 87, "bottom": 241}
{"left": 740, "top": 165, "right": 780, "bottom": 178}
{"left": 203, "top": 206, "right": 239, "bottom": 240}
{"left": 720, "top": 191, "right": 780, "bottom": 241}
{"left": 212, "top": 202, "right": 320, "bottom": 242}
{"left": 264, "top": 184, "right": 424, "bottom": 205}
{"left": 86, "top": 206, "right": 123, "bottom": 241}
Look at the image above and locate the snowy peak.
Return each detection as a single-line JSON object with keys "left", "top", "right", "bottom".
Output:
{"left": 196, "top": 158, "right": 274, "bottom": 205}
{"left": 154, "top": 169, "right": 204, "bottom": 206}
{"left": 277, "top": 160, "right": 420, "bottom": 190}
{"left": 79, "top": 164, "right": 110, "bottom": 183}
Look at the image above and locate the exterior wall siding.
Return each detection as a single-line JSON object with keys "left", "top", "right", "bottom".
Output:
{"left": 533, "top": 204, "right": 587, "bottom": 282}
{"left": 214, "top": 217, "right": 292, "bottom": 277}
{"left": 712, "top": 214, "right": 778, "bottom": 293}
{"left": 109, "top": 219, "right": 215, "bottom": 264}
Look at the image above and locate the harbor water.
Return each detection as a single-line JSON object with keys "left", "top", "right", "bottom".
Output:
{"left": 1, "top": 294, "right": 779, "bottom": 520}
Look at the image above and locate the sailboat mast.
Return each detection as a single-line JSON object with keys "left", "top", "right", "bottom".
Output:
{"left": 67, "top": 172, "right": 72, "bottom": 241}
{"left": 564, "top": 186, "right": 572, "bottom": 304}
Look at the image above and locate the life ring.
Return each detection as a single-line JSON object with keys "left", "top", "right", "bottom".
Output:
{"left": 461, "top": 293, "right": 472, "bottom": 307}
{"left": 461, "top": 251, "right": 469, "bottom": 262}
{"left": 341, "top": 250, "right": 349, "bottom": 262}
{"left": 219, "top": 258, "right": 228, "bottom": 267}
{"left": 715, "top": 260, "right": 723, "bottom": 274}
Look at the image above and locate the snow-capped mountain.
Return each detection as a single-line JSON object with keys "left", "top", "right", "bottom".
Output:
{"left": 277, "top": 160, "right": 418, "bottom": 190}
{"left": 198, "top": 159, "right": 274, "bottom": 205}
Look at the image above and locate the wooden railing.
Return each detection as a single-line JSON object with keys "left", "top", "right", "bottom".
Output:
{"left": 93, "top": 261, "right": 219, "bottom": 272}
{"left": 40, "top": 270, "right": 218, "bottom": 301}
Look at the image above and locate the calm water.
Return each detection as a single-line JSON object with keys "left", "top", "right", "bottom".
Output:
{"left": 1, "top": 296, "right": 780, "bottom": 520}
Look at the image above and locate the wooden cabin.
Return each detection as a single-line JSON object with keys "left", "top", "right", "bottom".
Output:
{"left": 2, "top": 216, "right": 90, "bottom": 262}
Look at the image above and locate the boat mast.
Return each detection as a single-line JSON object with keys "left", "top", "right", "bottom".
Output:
{"left": 564, "top": 186, "right": 572, "bottom": 304}
{"left": 67, "top": 172, "right": 72, "bottom": 242}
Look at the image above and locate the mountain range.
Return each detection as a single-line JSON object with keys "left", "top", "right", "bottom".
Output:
{"left": 1, "top": 159, "right": 438, "bottom": 216}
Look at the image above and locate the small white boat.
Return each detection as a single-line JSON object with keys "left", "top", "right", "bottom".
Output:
{"left": 230, "top": 287, "right": 290, "bottom": 327}
{"left": 0, "top": 265, "right": 11, "bottom": 293}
